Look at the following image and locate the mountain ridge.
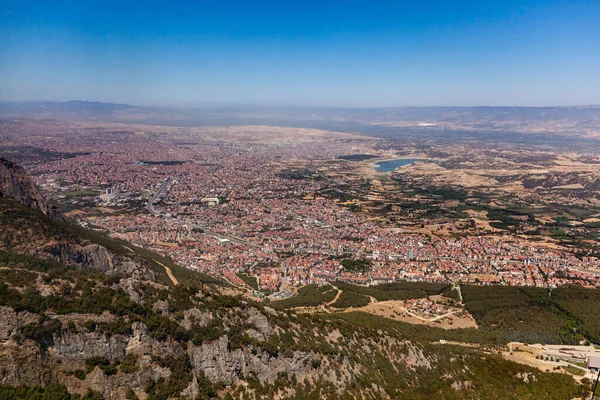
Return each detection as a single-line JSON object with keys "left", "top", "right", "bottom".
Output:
{"left": 3, "top": 101, "right": 600, "bottom": 141}
{"left": 2, "top": 100, "right": 600, "bottom": 121}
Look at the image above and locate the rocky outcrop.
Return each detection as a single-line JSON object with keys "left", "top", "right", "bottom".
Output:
{"left": 0, "top": 307, "right": 38, "bottom": 343}
{"left": 52, "top": 333, "right": 128, "bottom": 361}
{"left": 187, "top": 335, "right": 317, "bottom": 386}
{"left": 0, "top": 340, "right": 52, "bottom": 386}
{"left": 76, "top": 364, "right": 171, "bottom": 400}
{"left": 245, "top": 307, "right": 273, "bottom": 338}
{"left": 179, "top": 308, "right": 213, "bottom": 330}
{"left": 0, "top": 158, "right": 59, "bottom": 217}
{"left": 0, "top": 297, "right": 572, "bottom": 400}
{"left": 42, "top": 243, "right": 155, "bottom": 281}
{"left": 0, "top": 303, "right": 327, "bottom": 397}
{"left": 125, "top": 322, "right": 182, "bottom": 358}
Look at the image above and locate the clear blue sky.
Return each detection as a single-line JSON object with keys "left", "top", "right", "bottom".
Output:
{"left": 1, "top": 0, "right": 599, "bottom": 107}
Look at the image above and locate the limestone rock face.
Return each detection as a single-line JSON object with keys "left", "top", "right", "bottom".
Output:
{"left": 63, "top": 356, "right": 172, "bottom": 400}
{"left": 188, "top": 336, "right": 243, "bottom": 385}
{"left": 0, "top": 301, "right": 450, "bottom": 400}
{"left": 125, "top": 322, "right": 182, "bottom": 358}
{"left": 0, "top": 307, "right": 19, "bottom": 342}
{"left": 179, "top": 308, "right": 213, "bottom": 330}
{"left": 0, "top": 307, "right": 38, "bottom": 342}
{"left": 188, "top": 335, "right": 314, "bottom": 386}
{"left": 0, "top": 158, "right": 59, "bottom": 217}
{"left": 0, "top": 341, "right": 51, "bottom": 386}
{"left": 41, "top": 243, "right": 155, "bottom": 281}
{"left": 52, "top": 332, "right": 128, "bottom": 361}
{"left": 245, "top": 307, "right": 273, "bottom": 337}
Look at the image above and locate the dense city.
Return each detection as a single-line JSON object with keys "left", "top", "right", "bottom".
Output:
{"left": 3, "top": 120, "right": 599, "bottom": 298}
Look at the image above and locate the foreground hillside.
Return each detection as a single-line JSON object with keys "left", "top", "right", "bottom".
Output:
{"left": 0, "top": 159, "right": 589, "bottom": 399}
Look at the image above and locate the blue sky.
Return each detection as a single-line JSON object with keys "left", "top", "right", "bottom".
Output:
{"left": 1, "top": 0, "right": 599, "bottom": 107}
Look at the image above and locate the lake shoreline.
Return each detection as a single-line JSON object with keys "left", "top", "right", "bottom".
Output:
{"left": 370, "top": 157, "right": 427, "bottom": 173}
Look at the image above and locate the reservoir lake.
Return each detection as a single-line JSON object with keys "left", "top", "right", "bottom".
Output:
{"left": 374, "top": 158, "right": 421, "bottom": 172}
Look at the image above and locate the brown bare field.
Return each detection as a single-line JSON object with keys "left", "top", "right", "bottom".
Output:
{"left": 500, "top": 343, "right": 589, "bottom": 381}
{"left": 343, "top": 299, "right": 478, "bottom": 329}
{"left": 292, "top": 295, "right": 478, "bottom": 330}
{"left": 193, "top": 125, "right": 378, "bottom": 143}
{"left": 11, "top": 120, "right": 378, "bottom": 143}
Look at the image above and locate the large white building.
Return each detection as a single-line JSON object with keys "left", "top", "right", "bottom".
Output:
{"left": 200, "top": 197, "right": 219, "bottom": 206}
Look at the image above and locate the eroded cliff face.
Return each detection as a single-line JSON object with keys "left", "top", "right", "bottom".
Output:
{"left": 42, "top": 243, "right": 155, "bottom": 281}
{"left": 0, "top": 158, "right": 59, "bottom": 217}
{"left": 0, "top": 303, "right": 427, "bottom": 400}
{"left": 0, "top": 266, "right": 582, "bottom": 400}
{"left": 0, "top": 201, "right": 156, "bottom": 282}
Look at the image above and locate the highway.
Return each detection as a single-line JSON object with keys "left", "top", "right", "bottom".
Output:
{"left": 146, "top": 178, "right": 175, "bottom": 215}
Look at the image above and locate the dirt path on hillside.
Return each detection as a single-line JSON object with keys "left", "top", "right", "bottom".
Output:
{"left": 326, "top": 285, "right": 342, "bottom": 306}
{"left": 154, "top": 260, "right": 179, "bottom": 286}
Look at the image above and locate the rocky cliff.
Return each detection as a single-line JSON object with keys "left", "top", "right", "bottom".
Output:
{"left": 42, "top": 243, "right": 155, "bottom": 281}
{"left": 0, "top": 158, "right": 59, "bottom": 217}
{"left": 0, "top": 271, "right": 582, "bottom": 400}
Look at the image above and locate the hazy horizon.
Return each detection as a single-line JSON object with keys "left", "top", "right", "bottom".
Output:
{"left": 2, "top": 0, "right": 600, "bottom": 107}
{"left": 3, "top": 99, "right": 600, "bottom": 110}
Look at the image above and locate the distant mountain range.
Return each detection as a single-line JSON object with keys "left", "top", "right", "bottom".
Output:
{"left": 0, "top": 100, "right": 181, "bottom": 121}
{"left": 2, "top": 100, "right": 600, "bottom": 138}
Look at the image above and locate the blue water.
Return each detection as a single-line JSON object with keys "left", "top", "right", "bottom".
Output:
{"left": 374, "top": 158, "right": 420, "bottom": 172}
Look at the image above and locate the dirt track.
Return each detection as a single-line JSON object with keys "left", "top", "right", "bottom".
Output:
{"left": 154, "top": 260, "right": 179, "bottom": 286}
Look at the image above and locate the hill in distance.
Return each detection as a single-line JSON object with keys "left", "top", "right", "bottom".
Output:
{"left": 2, "top": 101, "right": 600, "bottom": 140}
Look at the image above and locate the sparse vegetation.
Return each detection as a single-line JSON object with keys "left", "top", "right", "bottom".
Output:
{"left": 237, "top": 272, "right": 259, "bottom": 290}
{"left": 272, "top": 284, "right": 337, "bottom": 308}
{"left": 335, "top": 281, "right": 449, "bottom": 302}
